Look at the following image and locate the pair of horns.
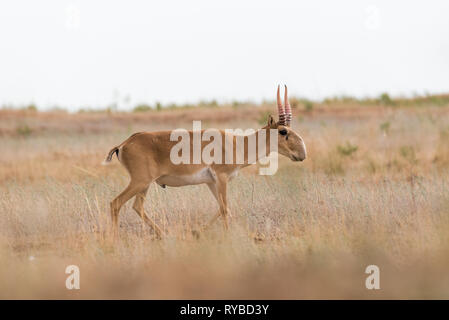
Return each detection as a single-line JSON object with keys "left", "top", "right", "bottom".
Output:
{"left": 277, "top": 85, "right": 292, "bottom": 126}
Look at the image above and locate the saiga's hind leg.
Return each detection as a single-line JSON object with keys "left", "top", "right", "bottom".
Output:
{"left": 110, "top": 180, "right": 148, "bottom": 237}
{"left": 204, "top": 176, "right": 229, "bottom": 230}
{"left": 132, "top": 186, "right": 164, "bottom": 238}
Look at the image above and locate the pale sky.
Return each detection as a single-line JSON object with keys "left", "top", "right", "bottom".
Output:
{"left": 1, "top": 0, "right": 448, "bottom": 110}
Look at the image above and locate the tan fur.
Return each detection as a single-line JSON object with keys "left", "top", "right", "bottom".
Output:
{"left": 104, "top": 114, "right": 306, "bottom": 238}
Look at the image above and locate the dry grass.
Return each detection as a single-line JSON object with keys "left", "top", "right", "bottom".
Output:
{"left": 1, "top": 102, "right": 449, "bottom": 299}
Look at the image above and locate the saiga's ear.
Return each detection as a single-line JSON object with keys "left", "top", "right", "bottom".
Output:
{"left": 267, "top": 115, "right": 276, "bottom": 128}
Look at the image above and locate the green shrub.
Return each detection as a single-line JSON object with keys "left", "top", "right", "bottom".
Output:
{"left": 337, "top": 142, "right": 358, "bottom": 157}
{"left": 379, "top": 121, "right": 391, "bottom": 134}
{"left": 16, "top": 124, "right": 32, "bottom": 137}
{"left": 399, "top": 146, "right": 417, "bottom": 165}
{"left": 133, "top": 104, "right": 152, "bottom": 112}
{"left": 303, "top": 100, "right": 314, "bottom": 112}
{"left": 379, "top": 93, "right": 394, "bottom": 106}
{"left": 26, "top": 104, "right": 37, "bottom": 112}
{"left": 198, "top": 100, "right": 218, "bottom": 108}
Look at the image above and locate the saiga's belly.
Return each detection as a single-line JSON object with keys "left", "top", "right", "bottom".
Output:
{"left": 156, "top": 167, "right": 215, "bottom": 187}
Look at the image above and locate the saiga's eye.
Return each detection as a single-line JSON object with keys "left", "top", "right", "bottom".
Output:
{"left": 279, "top": 129, "right": 287, "bottom": 136}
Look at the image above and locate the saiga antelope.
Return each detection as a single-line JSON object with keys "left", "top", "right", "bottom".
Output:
{"left": 103, "top": 85, "right": 306, "bottom": 238}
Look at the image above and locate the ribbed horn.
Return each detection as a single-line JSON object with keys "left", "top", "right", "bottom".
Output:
{"left": 277, "top": 85, "right": 285, "bottom": 125}
{"left": 284, "top": 85, "right": 292, "bottom": 126}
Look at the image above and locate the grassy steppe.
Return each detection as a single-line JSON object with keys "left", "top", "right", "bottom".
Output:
{"left": 1, "top": 98, "right": 449, "bottom": 298}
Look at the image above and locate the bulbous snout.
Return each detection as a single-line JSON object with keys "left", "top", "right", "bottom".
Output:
{"left": 291, "top": 141, "right": 307, "bottom": 162}
{"left": 291, "top": 154, "right": 306, "bottom": 162}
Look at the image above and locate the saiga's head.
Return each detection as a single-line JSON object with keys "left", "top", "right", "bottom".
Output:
{"left": 265, "top": 85, "right": 307, "bottom": 162}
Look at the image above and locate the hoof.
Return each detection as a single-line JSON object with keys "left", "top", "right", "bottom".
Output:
{"left": 253, "top": 233, "right": 265, "bottom": 242}
{"left": 191, "top": 230, "right": 201, "bottom": 239}
{"left": 153, "top": 231, "right": 164, "bottom": 240}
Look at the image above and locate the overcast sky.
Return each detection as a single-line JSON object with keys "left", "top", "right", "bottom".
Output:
{"left": 1, "top": 0, "right": 448, "bottom": 110}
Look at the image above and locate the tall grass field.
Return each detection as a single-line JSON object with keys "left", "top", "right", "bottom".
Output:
{"left": 1, "top": 97, "right": 449, "bottom": 298}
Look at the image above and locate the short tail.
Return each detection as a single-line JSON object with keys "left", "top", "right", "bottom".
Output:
{"left": 102, "top": 147, "right": 119, "bottom": 165}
